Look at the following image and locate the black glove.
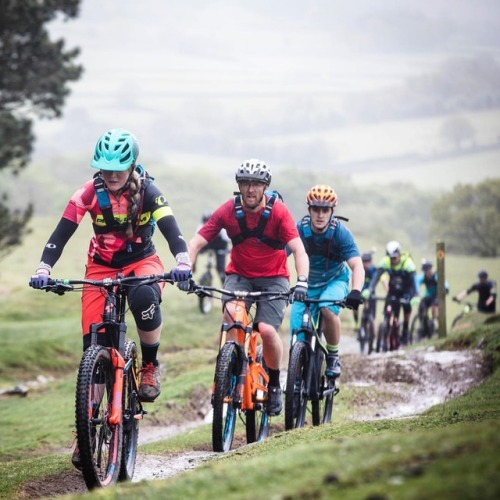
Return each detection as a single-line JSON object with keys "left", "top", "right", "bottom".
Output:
{"left": 177, "top": 279, "right": 193, "bottom": 292}
{"left": 292, "top": 282, "right": 308, "bottom": 303}
{"left": 345, "top": 289, "right": 363, "bottom": 310}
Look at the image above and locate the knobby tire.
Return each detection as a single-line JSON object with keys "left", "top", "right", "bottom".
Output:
{"left": 312, "top": 349, "right": 335, "bottom": 425}
{"left": 377, "top": 319, "right": 389, "bottom": 353}
{"left": 285, "top": 342, "right": 308, "bottom": 430}
{"left": 119, "top": 340, "right": 140, "bottom": 481}
{"left": 410, "top": 314, "right": 420, "bottom": 343}
{"left": 245, "top": 345, "right": 270, "bottom": 443}
{"left": 75, "top": 345, "right": 122, "bottom": 489}
{"left": 358, "top": 323, "right": 367, "bottom": 354}
{"left": 366, "top": 316, "right": 376, "bottom": 354}
{"left": 359, "top": 314, "right": 376, "bottom": 355}
{"left": 390, "top": 321, "right": 400, "bottom": 351}
{"left": 212, "top": 342, "right": 240, "bottom": 452}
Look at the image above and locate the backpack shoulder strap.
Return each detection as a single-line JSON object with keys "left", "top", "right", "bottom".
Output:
{"left": 93, "top": 172, "right": 116, "bottom": 227}
{"left": 231, "top": 193, "right": 283, "bottom": 249}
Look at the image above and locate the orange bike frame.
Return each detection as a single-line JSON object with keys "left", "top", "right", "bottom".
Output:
{"left": 219, "top": 299, "right": 269, "bottom": 412}
{"left": 108, "top": 348, "right": 125, "bottom": 425}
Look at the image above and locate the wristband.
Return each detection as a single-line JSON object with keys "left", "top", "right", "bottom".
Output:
{"left": 175, "top": 252, "right": 191, "bottom": 266}
{"left": 35, "top": 262, "right": 52, "bottom": 275}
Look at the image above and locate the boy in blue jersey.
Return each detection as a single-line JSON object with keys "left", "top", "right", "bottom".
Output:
{"left": 289, "top": 185, "right": 365, "bottom": 378}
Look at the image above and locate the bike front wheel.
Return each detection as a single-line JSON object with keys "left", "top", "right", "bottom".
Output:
{"left": 285, "top": 341, "right": 308, "bottom": 430}
{"left": 212, "top": 342, "right": 240, "bottom": 452}
{"left": 312, "top": 349, "right": 336, "bottom": 425}
{"left": 366, "top": 316, "right": 376, "bottom": 355}
{"left": 246, "top": 345, "right": 270, "bottom": 443}
{"left": 410, "top": 314, "right": 420, "bottom": 343}
{"left": 376, "top": 320, "right": 389, "bottom": 353}
{"left": 119, "top": 340, "right": 141, "bottom": 482}
{"left": 390, "top": 322, "right": 400, "bottom": 351}
{"left": 198, "top": 271, "right": 213, "bottom": 314}
{"left": 75, "top": 345, "right": 122, "bottom": 489}
{"left": 358, "top": 324, "right": 367, "bottom": 354}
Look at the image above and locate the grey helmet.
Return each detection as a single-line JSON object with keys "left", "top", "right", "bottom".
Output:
{"left": 235, "top": 159, "right": 272, "bottom": 186}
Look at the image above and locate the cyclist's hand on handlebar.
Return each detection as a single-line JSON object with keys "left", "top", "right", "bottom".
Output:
{"left": 170, "top": 263, "right": 192, "bottom": 282}
{"left": 292, "top": 281, "right": 308, "bottom": 302}
{"left": 29, "top": 264, "right": 51, "bottom": 289}
{"left": 345, "top": 289, "right": 363, "bottom": 310}
{"left": 29, "top": 273, "right": 50, "bottom": 289}
{"left": 177, "top": 279, "right": 193, "bottom": 292}
{"left": 170, "top": 252, "right": 192, "bottom": 282}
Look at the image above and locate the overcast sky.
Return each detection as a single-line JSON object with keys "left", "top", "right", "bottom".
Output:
{"left": 36, "top": 0, "right": 500, "bottom": 167}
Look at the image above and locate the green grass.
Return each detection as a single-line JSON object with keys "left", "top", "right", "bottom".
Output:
{"left": 0, "top": 376, "right": 76, "bottom": 460}
{"left": 1, "top": 205, "right": 500, "bottom": 498}
{"left": 0, "top": 321, "right": 499, "bottom": 499}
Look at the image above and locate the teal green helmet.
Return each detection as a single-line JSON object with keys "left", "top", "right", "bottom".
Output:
{"left": 90, "top": 128, "right": 139, "bottom": 171}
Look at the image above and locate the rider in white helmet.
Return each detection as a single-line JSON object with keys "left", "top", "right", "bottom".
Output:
{"left": 368, "top": 241, "right": 418, "bottom": 345}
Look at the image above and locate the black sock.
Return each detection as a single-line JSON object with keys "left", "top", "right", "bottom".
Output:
{"left": 140, "top": 342, "right": 159, "bottom": 366}
{"left": 268, "top": 368, "right": 280, "bottom": 387}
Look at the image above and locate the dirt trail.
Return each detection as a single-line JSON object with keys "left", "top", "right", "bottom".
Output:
{"left": 18, "top": 337, "right": 486, "bottom": 498}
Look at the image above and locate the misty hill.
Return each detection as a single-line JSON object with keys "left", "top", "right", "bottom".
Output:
{"left": 31, "top": 0, "right": 500, "bottom": 176}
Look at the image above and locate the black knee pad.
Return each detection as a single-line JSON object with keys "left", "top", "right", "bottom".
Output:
{"left": 127, "top": 283, "right": 162, "bottom": 331}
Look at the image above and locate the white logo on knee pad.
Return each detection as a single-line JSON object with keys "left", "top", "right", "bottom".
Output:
{"left": 141, "top": 304, "right": 156, "bottom": 320}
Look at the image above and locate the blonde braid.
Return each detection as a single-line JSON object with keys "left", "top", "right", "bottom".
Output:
{"left": 126, "top": 169, "right": 142, "bottom": 239}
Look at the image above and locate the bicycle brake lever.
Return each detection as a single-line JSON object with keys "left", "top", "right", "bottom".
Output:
{"left": 45, "top": 283, "right": 73, "bottom": 295}
{"left": 194, "top": 285, "right": 211, "bottom": 297}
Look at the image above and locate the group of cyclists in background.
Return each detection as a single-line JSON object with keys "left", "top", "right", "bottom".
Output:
{"left": 353, "top": 243, "right": 497, "bottom": 353}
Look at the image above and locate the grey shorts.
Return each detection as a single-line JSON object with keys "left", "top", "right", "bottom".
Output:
{"left": 222, "top": 274, "right": 290, "bottom": 330}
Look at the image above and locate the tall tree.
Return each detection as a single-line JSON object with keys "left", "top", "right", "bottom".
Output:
{"left": 0, "top": 0, "right": 82, "bottom": 257}
{"left": 429, "top": 179, "right": 500, "bottom": 257}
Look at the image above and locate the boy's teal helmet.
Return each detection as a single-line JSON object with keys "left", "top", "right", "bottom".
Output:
{"left": 90, "top": 128, "right": 139, "bottom": 171}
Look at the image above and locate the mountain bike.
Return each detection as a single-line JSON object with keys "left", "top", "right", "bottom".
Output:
{"left": 376, "top": 295, "right": 409, "bottom": 352}
{"left": 357, "top": 297, "right": 383, "bottom": 355}
{"left": 284, "top": 298, "right": 346, "bottom": 430}
{"left": 451, "top": 297, "right": 476, "bottom": 328}
{"left": 410, "top": 297, "right": 435, "bottom": 341}
{"left": 188, "top": 282, "right": 291, "bottom": 452}
{"left": 39, "top": 272, "right": 173, "bottom": 489}
{"left": 197, "top": 249, "right": 227, "bottom": 314}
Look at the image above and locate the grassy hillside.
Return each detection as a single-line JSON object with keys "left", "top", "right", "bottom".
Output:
{"left": 0, "top": 315, "right": 499, "bottom": 499}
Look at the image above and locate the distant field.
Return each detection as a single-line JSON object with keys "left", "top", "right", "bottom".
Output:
{"left": 347, "top": 147, "right": 500, "bottom": 190}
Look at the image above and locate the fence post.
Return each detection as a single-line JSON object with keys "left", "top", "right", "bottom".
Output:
{"left": 436, "top": 241, "right": 447, "bottom": 338}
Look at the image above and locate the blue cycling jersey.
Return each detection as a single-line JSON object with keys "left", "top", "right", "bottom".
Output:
{"left": 297, "top": 216, "right": 360, "bottom": 288}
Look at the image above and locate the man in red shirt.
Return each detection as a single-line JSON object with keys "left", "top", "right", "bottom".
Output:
{"left": 185, "top": 159, "right": 309, "bottom": 416}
